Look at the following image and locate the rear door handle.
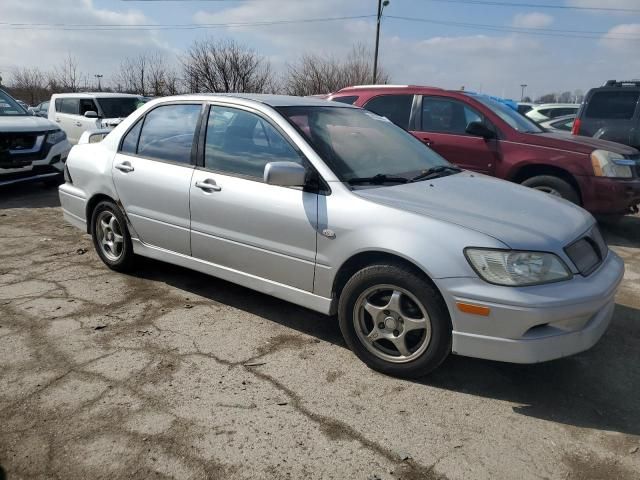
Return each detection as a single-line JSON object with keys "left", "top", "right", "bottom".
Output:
{"left": 75, "top": 121, "right": 83, "bottom": 127}
{"left": 55, "top": 117, "right": 61, "bottom": 123}
{"left": 195, "top": 179, "right": 222, "bottom": 192}
{"left": 421, "top": 138, "right": 433, "bottom": 147}
{"left": 115, "top": 162, "right": 134, "bottom": 173}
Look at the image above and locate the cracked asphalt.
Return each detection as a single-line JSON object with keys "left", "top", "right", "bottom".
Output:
{"left": 1, "top": 185, "right": 639, "bottom": 480}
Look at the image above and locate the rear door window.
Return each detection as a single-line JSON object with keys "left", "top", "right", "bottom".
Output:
{"left": 363, "top": 94, "right": 413, "bottom": 130}
{"left": 585, "top": 91, "right": 640, "bottom": 119}
{"left": 136, "top": 104, "right": 201, "bottom": 164}
{"left": 58, "top": 98, "right": 80, "bottom": 115}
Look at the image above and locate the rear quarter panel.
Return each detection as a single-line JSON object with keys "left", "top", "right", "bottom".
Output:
{"left": 60, "top": 143, "right": 118, "bottom": 224}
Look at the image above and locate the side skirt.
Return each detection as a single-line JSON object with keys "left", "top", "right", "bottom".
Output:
{"left": 131, "top": 238, "right": 333, "bottom": 315}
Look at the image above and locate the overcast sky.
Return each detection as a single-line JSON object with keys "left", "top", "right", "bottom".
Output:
{"left": 1, "top": 0, "right": 639, "bottom": 100}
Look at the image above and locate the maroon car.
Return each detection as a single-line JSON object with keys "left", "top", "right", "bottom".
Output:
{"left": 328, "top": 85, "right": 640, "bottom": 216}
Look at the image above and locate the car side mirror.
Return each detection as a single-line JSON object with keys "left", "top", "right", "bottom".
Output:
{"left": 466, "top": 121, "right": 495, "bottom": 139}
{"left": 264, "top": 161, "right": 307, "bottom": 187}
{"left": 84, "top": 110, "right": 99, "bottom": 118}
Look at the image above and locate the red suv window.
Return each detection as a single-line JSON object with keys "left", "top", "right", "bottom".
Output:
{"left": 363, "top": 95, "right": 413, "bottom": 130}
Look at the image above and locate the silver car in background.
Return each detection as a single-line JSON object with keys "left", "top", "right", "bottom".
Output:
{"left": 59, "top": 94, "right": 624, "bottom": 378}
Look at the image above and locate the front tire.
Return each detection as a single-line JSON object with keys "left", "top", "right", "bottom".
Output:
{"left": 521, "top": 175, "right": 580, "bottom": 204}
{"left": 338, "top": 263, "right": 452, "bottom": 378}
{"left": 91, "top": 200, "right": 135, "bottom": 272}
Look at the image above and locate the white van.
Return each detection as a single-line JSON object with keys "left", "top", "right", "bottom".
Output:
{"left": 48, "top": 93, "right": 144, "bottom": 144}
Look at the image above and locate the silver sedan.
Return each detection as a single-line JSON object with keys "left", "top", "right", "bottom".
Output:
{"left": 59, "top": 94, "right": 624, "bottom": 378}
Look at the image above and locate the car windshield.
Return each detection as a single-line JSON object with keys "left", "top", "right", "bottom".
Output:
{"left": 0, "top": 90, "right": 28, "bottom": 116}
{"left": 96, "top": 97, "right": 142, "bottom": 118}
{"left": 277, "top": 106, "right": 451, "bottom": 183}
{"left": 470, "top": 95, "right": 543, "bottom": 133}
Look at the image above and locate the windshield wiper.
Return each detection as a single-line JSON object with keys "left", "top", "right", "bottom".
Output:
{"left": 409, "top": 165, "right": 462, "bottom": 182}
{"left": 347, "top": 173, "right": 409, "bottom": 185}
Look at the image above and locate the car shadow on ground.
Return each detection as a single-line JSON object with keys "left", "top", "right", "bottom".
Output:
{"left": 132, "top": 257, "right": 640, "bottom": 437}
{"left": 0, "top": 184, "right": 61, "bottom": 209}
{"left": 422, "top": 303, "right": 640, "bottom": 437}
{"left": 600, "top": 214, "right": 640, "bottom": 249}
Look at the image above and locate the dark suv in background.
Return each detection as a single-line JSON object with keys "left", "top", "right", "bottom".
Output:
{"left": 328, "top": 85, "right": 640, "bottom": 216}
{"left": 573, "top": 80, "right": 640, "bottom": 150}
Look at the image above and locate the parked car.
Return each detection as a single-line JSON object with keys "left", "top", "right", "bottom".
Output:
{"left": 540, "top": 114, "right": 575, "bottom": 134}
{"left": 59, "top": 94, "right": 624, "bottom": 378}
{"left": 29, "top": 100, "right": 50, "bottom": 118}
{"left": 1, "top": 88, "right": 71, "bottom": 187}
{"left": 327, "top": 85, "right": 640, "bottom": 216}
{"left": 526, "top": 103, "right": 580, "bottom": 123}
{"left": 48, "top": 93, "right": 143, "bottom": 145}
{"left": 16, "top": 99, "right": 30, "bottom": 111}
{"left": 573, "top": 80, "right": 640, "bottom": 150}
{"left": 517, "top": 102, "right": 535, "bottom": 115}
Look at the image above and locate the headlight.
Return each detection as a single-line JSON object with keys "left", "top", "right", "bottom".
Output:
{"left": 46, "top": 129, "right": 67, "bottom": 145}
{"left": 591, "top": 150, "right": 633, "bottom": 178}
{"left": 465, "top": 248, "right": 572, "bottom": 286}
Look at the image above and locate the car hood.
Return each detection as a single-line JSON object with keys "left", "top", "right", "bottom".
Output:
{"left": 354, "top": 172, "right": 594, "bottom": 251}
{"left": 0, "top": 115, "right": 58, "bottom": 133}
{"left": 519, "top": 132, "right": 638, "bottom": 156}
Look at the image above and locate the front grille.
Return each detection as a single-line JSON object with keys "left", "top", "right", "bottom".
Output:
{"left": 564, "top": 226, "right": 608, "bottom": 276}
{"left": 0, "top": 132, "right": 47, "bottom": 168}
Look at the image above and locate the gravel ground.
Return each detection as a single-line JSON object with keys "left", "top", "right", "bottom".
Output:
{"left": 1, "top": 185, "right": 639, "bottom": 480}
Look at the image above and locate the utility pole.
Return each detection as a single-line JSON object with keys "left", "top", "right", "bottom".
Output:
{"left": 520, "top": 84, "right": 527, "bottom": 101}
{"left": 95, "top": 74, "right": 103, "bottom": 92}
{"left": 373, "top": 0, "right": 390, "bottom": 84}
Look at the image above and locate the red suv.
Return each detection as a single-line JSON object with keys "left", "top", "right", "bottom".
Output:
{"left": 328, "top": 85, "right": 640, "bottom": 216}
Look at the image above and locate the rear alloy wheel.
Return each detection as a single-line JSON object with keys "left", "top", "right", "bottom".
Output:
{"left": 522, "top": 175, "right": 580, "bottom": 204}
{"left": 338, "top": 264, "right": 451, "bottom": 378}
{"left": 91, "top": 201, "right": 135, "bottom": 272}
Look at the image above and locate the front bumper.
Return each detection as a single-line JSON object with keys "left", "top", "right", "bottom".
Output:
{"left": 580, "top": 176, "right": 640, "bottom": 215}
{"left": 0, "top": 140, "right": 71, "bottom": 187}
{"left": 437, "top": 251, "right": 624, "bottom": 363}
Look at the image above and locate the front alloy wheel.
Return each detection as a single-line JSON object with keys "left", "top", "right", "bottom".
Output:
{"left": 338, "top": 263, "right": 452, "bottom": 378}
{"left": 354, "top": 285, "right": 432, "bottom": 363}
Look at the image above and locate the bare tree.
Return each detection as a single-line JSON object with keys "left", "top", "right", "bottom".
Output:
{"left": 52, "top": 54, "right": 82, "bottom": 92}
{"left": 537, "top": 93, "right": 558, "bottom": 103}
{"left": 115, "top": 52, "right": 183, "bottom": 96}
{"left": 181, "top": 38, "right": 274, "bottom": 93}
{"left": 558, "top": 91, "right": 572, "bottom": 103}
{"left": 285, "top": 44, "right": 389, "bottom": 96}
{"left": 116, "top": 54, "right": 148, "bottom": 95}
{"left": 9, "top": 67, "right": 48, "bottom": 105}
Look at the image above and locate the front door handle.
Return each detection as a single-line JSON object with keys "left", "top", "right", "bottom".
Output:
{"left": 115, "top": 162, "right": 134, "bottom": 173}
{"left": 421, "top": 138, "right": 433, "bottom": 147}
{"left": 195, "top": 179, "right": 222, "bottom": 192}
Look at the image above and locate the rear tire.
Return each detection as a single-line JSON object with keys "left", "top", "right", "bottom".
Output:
{"left": 338, "top": 263, "right": 452, "bottom": 378}
{"left": 91, "top": 200, "right": 135, "bottom": 272}
{"left": 521, "top": 175, "right": 580, "bottom": 204}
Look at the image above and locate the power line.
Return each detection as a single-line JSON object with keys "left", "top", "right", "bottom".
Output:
{"left": 387, "top": 15, "right": 640, "bottom": 40}
{"left": 1, "top": 12, "right": 638, "bottom": 42}
{"left": 424, "top": 0, "right": 640, "bottom": 13}
{"left": 0, "top": 15, "right": 375, "bottom": 31}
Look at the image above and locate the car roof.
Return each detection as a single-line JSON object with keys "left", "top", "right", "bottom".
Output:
{"left": 533, "top": 103, "right": 579, "bottom": 108}
{"left": 333, "top": 85, "right": 444, "bottom": 95}
{"left": 153, "top": 93, "right": 357, "bottom": 108}
{"left": 51, "top": 92, "right": 141, "bottom": 99}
